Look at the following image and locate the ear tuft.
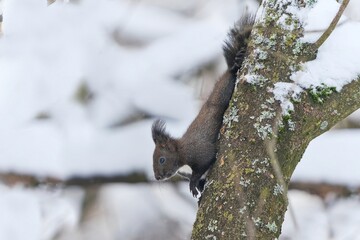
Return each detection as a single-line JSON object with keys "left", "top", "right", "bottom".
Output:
{"left": 152, "top": 119, "right": 170, "bottom": 144}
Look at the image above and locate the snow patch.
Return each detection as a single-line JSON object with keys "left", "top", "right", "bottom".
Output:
{"left": 272, "top": 82, "right": 303, "bottom": 114}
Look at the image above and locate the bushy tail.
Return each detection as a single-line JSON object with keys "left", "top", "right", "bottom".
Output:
{"left": 223, "top": 15, "right": 255, "bottom": 76}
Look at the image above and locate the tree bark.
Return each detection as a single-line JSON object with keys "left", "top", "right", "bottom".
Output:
{"left": 192, "top": 1, "right": 360, "bottom": 239}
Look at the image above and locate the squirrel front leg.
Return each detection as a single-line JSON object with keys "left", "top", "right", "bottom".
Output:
{"left": 190, "top": 172, "right": 203, "bottom": 197}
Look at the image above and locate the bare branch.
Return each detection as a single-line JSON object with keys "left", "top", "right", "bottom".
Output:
{"left": 265, "top": 109, "right": 299, "bottom": 232}
{"left": 0, "top": 171, "right": 148, "bottom": 187}
{"left": 313, "top": 0, "right": 350, "bottom": 50}
{"left": 289, "top": 181, "right": 360, "bottom": 199}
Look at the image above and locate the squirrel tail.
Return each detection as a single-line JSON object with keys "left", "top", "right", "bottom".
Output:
{"left": 223, "top": 15, "right": 255, "bottom": 76}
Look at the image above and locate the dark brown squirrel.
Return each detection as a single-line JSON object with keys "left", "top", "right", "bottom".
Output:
{"left": 151, "top": 16, "right": 254, "bottom": 197}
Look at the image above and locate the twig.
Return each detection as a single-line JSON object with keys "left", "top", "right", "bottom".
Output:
{"left": 312, "top": 0, "right": 350, "bottom": 50}
{"left": 265, "top": 109, "right": 299, "bottom": 231}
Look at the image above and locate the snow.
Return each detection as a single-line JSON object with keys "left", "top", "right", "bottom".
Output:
{"left": 0, "top": 0, "right": 231, "bottom": 178}
{"left": 100, "top": 184, "right": 196, "bottom": 238}
{"left": 329, "top": 196, "right": 360, "bottom": 240}
{"left": 272, "top": 82, "right": 302, "bottom": 114}
{"left": 0, "top": 0, "right": 360, "bottom": 239}
{"left": 292, "top": 0, "right": 360, "bottom": 91}
{"left": 270, "top": 0, "right": 360, "bottom": 115}
{"left": 52, "top": 184, "right": 360, "bottom": 240}
{"left": 281, "top": 191, "right": 360, "bottom": 240}
{"left": 281, "top": 191, "right": 329, "bottom": 240}
{"left": 0, "top": 119, "right": 166, "bottom": 178}
{"left": 0, "top": 185, "right": 83, "bottom": 240}
{"left": 57, "top": 183, "right": 197, "bottom": 240}
{"left": 294, "top": 20, "right": 360, "bottom": 91}
{"left": 0, "top": 0, "right": 226, "bottom": 130}
{"left": 292, "top": 129, "right": 360, "bottom": 186}
{"left": 344, "top": 0, "right": 360, "bottom": 21}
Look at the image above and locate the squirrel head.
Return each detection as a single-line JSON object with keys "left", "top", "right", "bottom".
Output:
{"left": 151, "top": 119, "right": 180, "bottom": 180}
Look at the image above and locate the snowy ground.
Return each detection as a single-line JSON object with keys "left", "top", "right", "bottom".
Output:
{"left": 0, "top": 0, "right": 360, "bottom": 239}
{"left": 3, "top": 183, "right": 360, "bottom": 240}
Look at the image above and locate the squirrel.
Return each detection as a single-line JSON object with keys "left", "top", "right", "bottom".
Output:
{"left": 151, "top": 15, "right": 254, "bottom": 197}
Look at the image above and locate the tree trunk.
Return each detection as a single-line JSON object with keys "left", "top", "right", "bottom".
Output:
{"left": 192, "top": 0, "right": 359, "bottom": 239}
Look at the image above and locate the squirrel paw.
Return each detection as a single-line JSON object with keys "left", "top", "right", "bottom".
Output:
{"left": 231, "top": 49, "right": 246, "bottom": 74}
{"left": 197, "top": 179, "right": 206, "bottom": 192}
{"left": 190, "top": 182, "right": 199, "bottom": 198}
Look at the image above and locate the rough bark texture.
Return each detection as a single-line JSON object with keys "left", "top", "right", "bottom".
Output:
{"left": 192, "top": 1, "right": 360, "bottom": 239}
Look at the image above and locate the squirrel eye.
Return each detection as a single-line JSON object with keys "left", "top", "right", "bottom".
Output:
{"left": 159, "top": 157, "right": 166, "bottom": 165}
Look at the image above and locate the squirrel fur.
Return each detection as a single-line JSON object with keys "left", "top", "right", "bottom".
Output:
{"left": 151, "top": 15, "right": 254, "bottom": 197}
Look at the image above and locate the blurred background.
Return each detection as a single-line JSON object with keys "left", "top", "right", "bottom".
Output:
{"left": 0, "top": 0, "right": 360, "bottom": 239}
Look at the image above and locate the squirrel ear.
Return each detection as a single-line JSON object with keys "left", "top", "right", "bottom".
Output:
{"left": 152, "top": 119, "right": 170, "bottom": 144}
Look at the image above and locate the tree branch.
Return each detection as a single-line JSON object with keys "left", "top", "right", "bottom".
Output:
{"left": 312, "top": 0, "right": 350, "bottom": 50}
{"left": 0, "top": 171, "right": 148, "bottom": 187}
{"left": 289, "top": 181, "right": 360, "bottom": 199}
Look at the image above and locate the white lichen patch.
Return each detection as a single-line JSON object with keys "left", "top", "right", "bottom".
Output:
{"left": 288, "top": 119, "right": 296, "bottom": 131}
{"left": 224, "top": 130, "right": 231, "bottom": 139}
{"left": 292, "top": 39, "right": 305, "bottom": 54}
{"left": 266, "top": 221, "right": 278, "bottom": 233}
{"left": 252, "top": 217, "right": 262, "bottom": 227}
{"left": 320, "top": 121, "right": 328, "bottom": 130}
{"left": 261, "top": 158, "right": 270, "bottom": 165}
{"left": 240, "top": 177, "right": 251, "bottom": 187}
{"left": 252, "top": 158, "right": 259, "bottom": 166}
{"left": 251, "top": 158, "right": 270, "bottom": 175}
{"left": 254, "top": 122, "right": 273, "bottom": 140}
{"left": 254, "top": 48, "right": 268, "bottom": 60}
{"left": 239, "top": 206, "right": 247, "bottom": 214}
{"left": 205, "top": 235, "right": 217, "bottom": 240}
{"left": 244, "top": 74, "right": 268, "bottom": 86}
{"left": 223, "top": 106, "right": 239, "bottom": 128}
{"left": 253, "top": 100, "right": 277, "bottom": 140}
{"left": 305, "top": 0, "right": 318, "bottom": 8}
{"left": 266, "top": 97, "right": 275, "bottom": 104}
{"left": 273, "top": 183, "right": 284, "bottom": 196}
{"left": 246, "top": 201, "right": 256, "bottom": 207}
{"left": 208, "top": 220, "right": 218, "bottom": 232}
{"left": 261, "top": 103, "right": 273, "bottom": 110}
{"left": 254, "top": 62, "right": 265, "bottom": 71}
{"left": 253, "top": 34, "right": 265, "bottom": 44}
{"left": 255, "top": 167, "right": 267, "bottom": 174}
{"left": 259, "top": 110, "right": 276, "bottom": 122}
{"left": 331, "top": 109, "right": 340, "bottom": 116}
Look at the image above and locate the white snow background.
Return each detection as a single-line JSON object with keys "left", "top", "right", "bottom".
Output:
{"left": 0, "top": 0, "right": 360, "bottom": 239}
